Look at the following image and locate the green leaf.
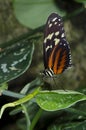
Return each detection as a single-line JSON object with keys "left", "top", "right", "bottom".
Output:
{"left": 20, "top": 78, "right": 43, "bottom": 94}
{"left": 48, "top": 121, "right": 86, "bottom": 130}
{"left": 0, "top": 87, "right": 40, "bottom": 118}
{"left": 0, "top": 83, "right": 8, "bottom": 90}
{"left": 63, "top": 121, "right": 86, "bottom": 130}
{"left": 0, "top": 38, "right": 34, "bottom": 85}
{"left": 74, "top": 0, "right": 86, "bottom": 4}
{"left": 36, "top": 90, "right": 86, "bottom": 111}
{"left": 0, "top": 83, "right": 8, "bottom": 95}
{"left": 13, "top": 0, "right": 66, "bottom": 28}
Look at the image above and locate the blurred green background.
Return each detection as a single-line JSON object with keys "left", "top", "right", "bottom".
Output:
{"left": 0, "top": 0, "right": 86, "bottom": 130}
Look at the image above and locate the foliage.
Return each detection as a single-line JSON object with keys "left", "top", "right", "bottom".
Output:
{"left": 13, "top": 0, "right": 66, "bottom": 28}
{"left": 0, "top": 0, "right": 86, "bottom": 130}
{"left": 0, "top": 37, "right": 34, "bottom": 84}
{"left": 74, "top": 0, "right": 86, "bottom": 4}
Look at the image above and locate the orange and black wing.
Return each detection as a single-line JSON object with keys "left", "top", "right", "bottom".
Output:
{"left": 43, "top": 13, "right": 72, "bottom": 75}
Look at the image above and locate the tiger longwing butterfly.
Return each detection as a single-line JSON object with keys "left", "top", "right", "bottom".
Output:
{"left": 42, "top": 13, "right": 72, "bottom": 77}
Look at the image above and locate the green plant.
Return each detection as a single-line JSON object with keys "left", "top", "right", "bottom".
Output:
{"left": 0, "top": 0, "right": 86, "bottom": 130}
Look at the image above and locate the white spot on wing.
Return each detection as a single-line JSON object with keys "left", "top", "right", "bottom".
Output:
{"left": 61, "top": 33, "right": 65, "bottom": 38}
{"left": 44, "top": 33, "right": 54, "bottom": 43}
{"left": 55, "top": 31, "right": 59, "bottom": 36}
{"left": 54, "top": 38, "right": 60, "bottom": 45}
{"left": 64, "top": 43, "right": 66, "bottom": 46}
{"left": 52, "top": 17, "right": 57, "bottom": 22}
{"left": 58, "top": 19, "right": 61, "bottom": 21}
{"left": 46, "top": 45, "right": 52, "bottom": 51}
{"left": 69, "top": 59, "right": 71, "bottom": 62}
{"left": 49, "top": 23, "right": 52, "bottom": 28}
{"left": 54, "top": 22, "right": 57, "bottom": 25}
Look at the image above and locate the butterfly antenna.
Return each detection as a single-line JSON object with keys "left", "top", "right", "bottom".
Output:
{"left": 53, "top": 77, "right": 66, "bottom": 91}
{"left": 60, "top": 81, "right": 66, "bottom": 91}
{"left": 52, "top": 77, "right": 57, "bottom": 89}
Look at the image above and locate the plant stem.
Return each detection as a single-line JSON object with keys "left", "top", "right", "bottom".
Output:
{"left": 30, "top": 108, "right": 43, "bottom": 130}
{"left": 2, "top": 90, "right": 24, "bottom": 98}
{"left": 13, "top": 87, "right": 40, "bottom": 106}
{"left": 21, "top": 104, "right": 31, "bottom": 130}
{"left": 0, "top": 87, "right": 41, "bottom": 118}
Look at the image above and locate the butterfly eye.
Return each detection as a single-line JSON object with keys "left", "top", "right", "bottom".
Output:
{"left": 43, "top": 13, "right": 72, "bottom": 77}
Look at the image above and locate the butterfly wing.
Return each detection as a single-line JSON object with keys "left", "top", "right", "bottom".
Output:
{"left": 43, "top": 13, "right": 72, "bottom": 75}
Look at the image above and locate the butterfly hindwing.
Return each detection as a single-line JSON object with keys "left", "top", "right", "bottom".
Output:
{"left": 43, "top": 13, "right": 72, "bottom": 76}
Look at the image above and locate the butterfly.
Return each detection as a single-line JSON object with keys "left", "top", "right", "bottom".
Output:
{"left": 42, "top": 13, "right": 72, "bottom": 77}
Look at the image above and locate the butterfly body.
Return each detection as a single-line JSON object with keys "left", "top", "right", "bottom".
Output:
{"left": 42, "top": 13, "right": 72, "bottom": 77}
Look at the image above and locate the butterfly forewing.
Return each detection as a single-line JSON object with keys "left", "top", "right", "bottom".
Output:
{"left": 43, "top": 13, "right": 72, "bottom": 76}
